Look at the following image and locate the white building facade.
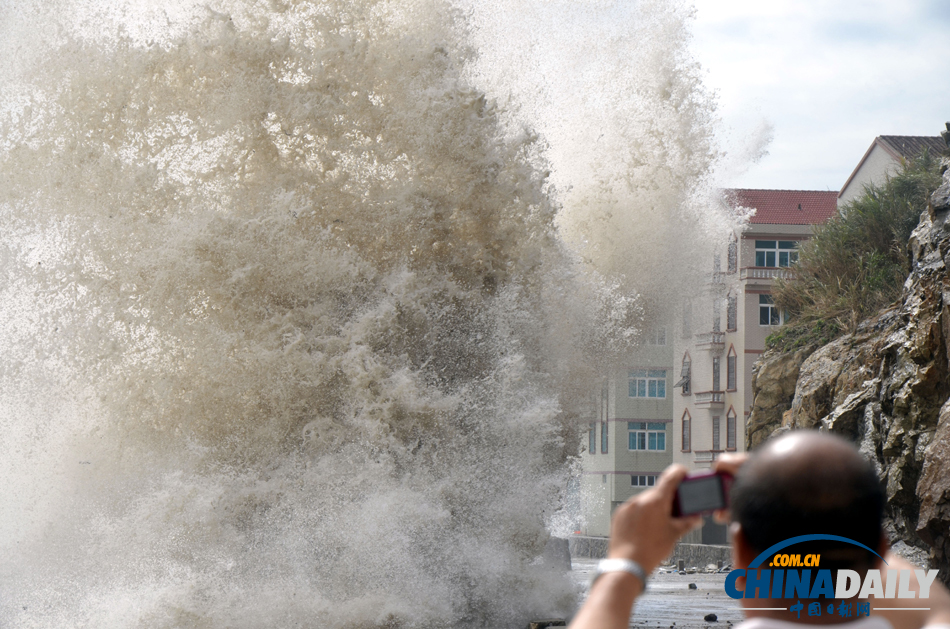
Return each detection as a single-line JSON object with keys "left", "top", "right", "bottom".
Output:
{"left": 672, "top": 189, "right": 838, "bottom": 543}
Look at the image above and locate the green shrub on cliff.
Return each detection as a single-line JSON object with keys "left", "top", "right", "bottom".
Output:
{"left": 768, "top": 151, "right": 944, "bottom": 351}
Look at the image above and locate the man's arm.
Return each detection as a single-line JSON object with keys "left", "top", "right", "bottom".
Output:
{"left": 568, "top": 465, "right": 702, "bottom": 629}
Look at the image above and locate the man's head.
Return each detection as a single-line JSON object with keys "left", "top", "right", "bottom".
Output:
{"left": 730, "top": 430, "right": 885, "bottom": 571}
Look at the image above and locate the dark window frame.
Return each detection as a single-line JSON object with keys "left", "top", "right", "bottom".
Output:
{"left": 727, "top": 295, "right": 737, "bottom": 331}
{"left": 727, "top": 347, "right": 737, "bottom": 392}
{"left": 759, "top": 294, "right": 781, "bottom": 326}
{"left": 628, "top": 370, "right": 667, "bottom": 399}
{"left": 755, "top": 240, "right": 799, "bottom": 268}
{"left": 631, "top": 475, "right": 657, "bottom": 487}
{"left": 681, "top": 411, "right": 691, "bottom": 452}
{"left": 727, "top": 408, "right": 737, "bottom": 451}
{"left": 681, "top": 354, "right": 691, "bottom": 396}
{"left": 628, "top": 422, "right": 667, "bottom": 451}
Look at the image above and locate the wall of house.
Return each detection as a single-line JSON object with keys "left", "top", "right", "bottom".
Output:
{"left": 730, "top": 288, "right": 752, "bottom": 425}
{"left": 742, "top": 291, "right": 772, "bottom": 349}
{"left": 839, "top": 142, "right": 899, "bottom": 207}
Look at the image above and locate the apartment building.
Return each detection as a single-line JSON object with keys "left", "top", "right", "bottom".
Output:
{"left": 577, "top": 329, "right": 674, "bottom": 537}
{"left": 672, "top": 189, "right": 838, "bottom": 543}
{"left": 576, "top": 130, "right": 944, "bottom": 542}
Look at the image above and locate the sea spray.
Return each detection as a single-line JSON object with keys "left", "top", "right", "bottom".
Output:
{"left": 0, "top": 1, "right": 626, "bottom": 627}
{"left": 0, "top": 0, "right": 731, "bottom": 627}
{"left": 465, "top": 0, "right": 732, "bottom": 307}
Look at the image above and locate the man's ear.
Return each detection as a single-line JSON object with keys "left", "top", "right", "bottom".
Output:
{"left": 731, "top": 522, "right": 756, "bottom": 570}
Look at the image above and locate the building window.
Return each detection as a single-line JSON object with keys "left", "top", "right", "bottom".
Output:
{"left": 712, "top": 416, "right": 721, "bottom": 451}
{"left": 727, "top": 295, "right": 737, "bottom": 331}
{"left": 646, "top": 327, "right": 667, "bottom": 346}
{"left": 602, "top": 474, "right": 607, "bottom": 484}
{"left": 675, "top": 353, "right": 691, "bottom": 396}
{"left": 727, "top": 239, "right": 737, "bottom": 273}
{"left": 629, "top": 370, "right": 666, "bottom": 398}
{"left": 712, "top": 357, "right": 721, "bottom": 391}
{"left": 727, "top": 408, "right": 737, "bottom": 450}
{"left": 628, "top": 422, "right": 666, "bottom": 451}
{"left": 713, "top": 299, "right": 721, "bottom": 333}
{"left": 755, "top": 240, "right": 798, "bottom": 268}
{"left": 631, "top": 475, "right": 657, "bottom": 487}
{"left": 759, "top": 294, "right": 782, "bottom": 326}
{"left": 713, "top": 254, "right": 721, "bottom": 274}
{"left": 601, "top": 420, "right": 608, "bottom": 454}
{"left": 589, "top": 422, "right": 596, "bottom": 454}
{"left": 727, "top": 347, "right": 737, "bottom": 391}
{"left": 681, "top": 411, "right": 691, "bottom": 452}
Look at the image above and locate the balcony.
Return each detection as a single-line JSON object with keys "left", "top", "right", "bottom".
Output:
{"left": 740, "top": 267, "right": 797, "bottom": 281}
{"left": 694, "top": 332, "right": 724, "bottom": 352}
{"left": 694, "top": 390, "right": 725, "bottom": 408}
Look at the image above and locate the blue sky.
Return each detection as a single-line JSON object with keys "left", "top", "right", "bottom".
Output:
{"left": 691, "top": 0, "right": 950, "bottom": 191}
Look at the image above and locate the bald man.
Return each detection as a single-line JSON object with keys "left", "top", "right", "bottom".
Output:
{"left": 569, "top": 431, "right": 950, "bottom": 629}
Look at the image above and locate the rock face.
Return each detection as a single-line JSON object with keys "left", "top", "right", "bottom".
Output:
{"left": 747, "top": 163, "right": 950, "bottom": 581}
{"left": 747, "top": 345, "right": 817, "bottom": 448}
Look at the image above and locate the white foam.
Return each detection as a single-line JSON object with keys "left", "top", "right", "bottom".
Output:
{"left": 0, "top": 0, "right": 738, "bottom": 626}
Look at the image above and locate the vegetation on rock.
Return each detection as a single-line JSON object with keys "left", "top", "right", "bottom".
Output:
{"left": 768, "top": 152, "right": 944, "bottom": 351}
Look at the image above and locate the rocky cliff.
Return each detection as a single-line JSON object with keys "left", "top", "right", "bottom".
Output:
{"left": 747, "top": 162, "right": 950, "bottom": 580}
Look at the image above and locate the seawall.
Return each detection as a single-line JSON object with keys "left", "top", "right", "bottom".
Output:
{"left": 569, "top": 536, "right": 732, "bottom": 568}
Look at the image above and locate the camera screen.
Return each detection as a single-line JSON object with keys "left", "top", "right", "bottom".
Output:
{"left": 677, "top": 476, "right": 725, "bottom": 514}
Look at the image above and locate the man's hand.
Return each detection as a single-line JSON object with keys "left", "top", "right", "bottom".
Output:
{"left": 569, "top": 464, "right": 703, "bottom": 629}
{"left": 714, "top": 452, "right": 747, "bottom": 477}
{"left": 607, "top": 464, "right": 702, "bottom": 573}
{"left": 712, "top": 452, "right": 748, "bottom": 524}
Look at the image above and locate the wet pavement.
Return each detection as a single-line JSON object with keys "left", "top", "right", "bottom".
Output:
{"left": 571, "top": 558, "right": 746, "bottom": 628}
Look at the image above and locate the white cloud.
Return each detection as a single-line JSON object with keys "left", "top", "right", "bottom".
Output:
{"left": 692, "top": 0, "right": 950, "bottom": 190}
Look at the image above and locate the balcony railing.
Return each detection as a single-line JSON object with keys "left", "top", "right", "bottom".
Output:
{"left": 694, "top": 332, "right": 724, "bottom": 346}
{"left": 740, "top": 267, "right": 796, "bottom": 280}
{"left": 693, "top": 451, "right": 720, "bottom": 462}
{"left": 694, "top": 391, "right": 725, "bottom": 405}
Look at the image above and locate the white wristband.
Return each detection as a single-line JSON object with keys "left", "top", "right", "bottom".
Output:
{"left": 591, "top": 558, "right": 648, "bottom": 588}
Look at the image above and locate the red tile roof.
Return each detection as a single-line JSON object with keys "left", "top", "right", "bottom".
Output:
{"left": 724, "top": 189, "right": 838, "bottom": 225}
